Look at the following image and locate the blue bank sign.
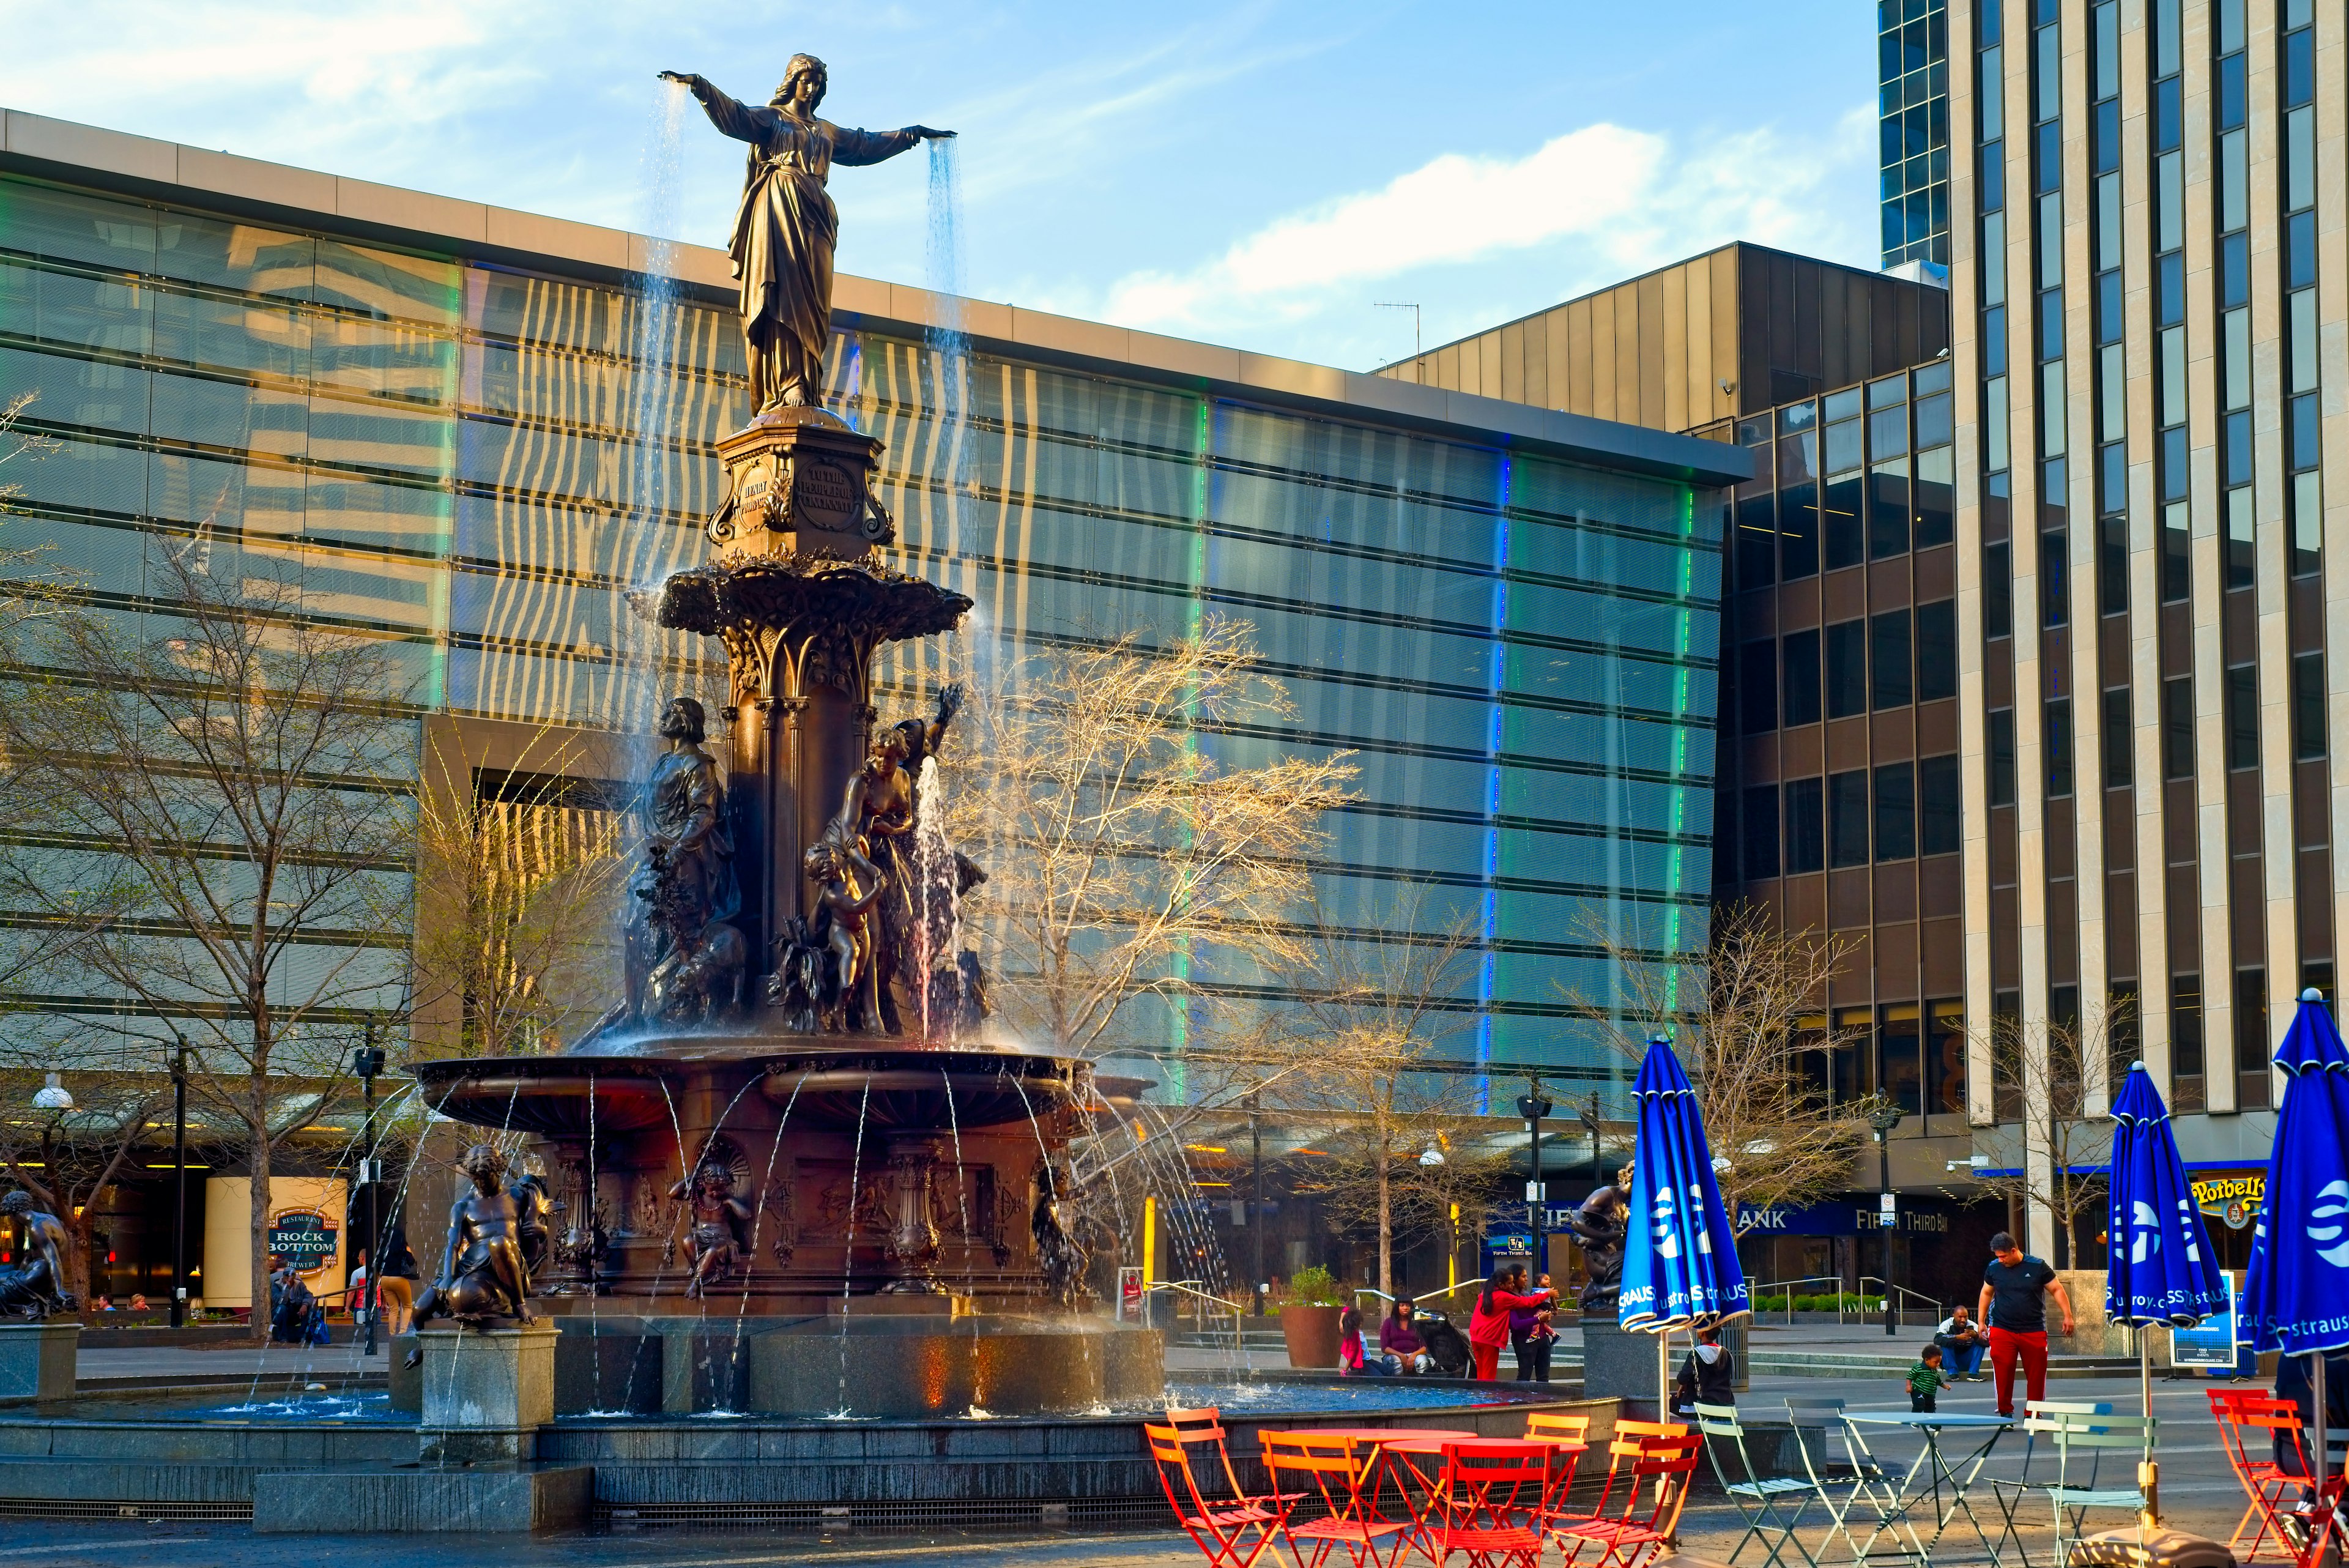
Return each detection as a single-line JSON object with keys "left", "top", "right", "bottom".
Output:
{"left": 1735, "top": 1201, "right": 1952, "bottom": 1236}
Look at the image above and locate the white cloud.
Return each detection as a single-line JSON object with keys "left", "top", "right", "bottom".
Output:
{"left": 1083, "top": 106, "right": 1878, "bottom": 360}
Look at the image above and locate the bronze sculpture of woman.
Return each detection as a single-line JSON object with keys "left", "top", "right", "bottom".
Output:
{"left": 660, "top": 59, "right": 952, "bottom": 413}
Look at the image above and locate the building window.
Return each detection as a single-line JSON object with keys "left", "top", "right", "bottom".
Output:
{"left": 1988, "top": 707, "right": 2017, "bottom": 806}
{"left": 1829, "top": 770, "right": 1872, "bottom": 868}
{"left": 2046, "top": 696, "right": 2074, "bottom": 797}
{"left": 1881, "top": 1002, "right": 1924, "bottom": 1116}
{"left": 1740, "top": 641, "right": 1779, "bottom": 733}
{"left": 1919, "top": 754, "right": 1961, "bottom": 853}
{"left": 1871, "top": 609, "right": 1913, "bottom": 709}
{"left": 1781, "top": 480, "right": 1820, "bottom": 579}
{"left": 1986, "top": 540, "right": 2013, "bottom": 636}
{"left": 2041, "top": 529, "right": 2068, "bottom": 626}
{"left": 2162, "top": 676, "right": 2194, "bottom": 779}
{"left": 2236, "top": 965, "right": 2271, "bottom": 1110}
{"left": 1786, "top": 778, "right": 1826, "bottom": 874}
{"left": 1783, "top": 629, "right": 1822, "bottom": 726}
{"left": 2225, "top": 664, "right": 2258, "bottom": 771}
{"left": 1741, "top": 785, "right": 1781, "bottom": 880}
{"left": 2295, "top": 650, "right": 2327, "bottom": 760}
{"left": 1875, "top": 762, "right": 1917, "bottom": 860}
{"left": 1930, "top": 999, "right": 1967, "bottom": 1114}
{"left": 1826, "top": 620, "right": 1869, "bottom": 718}
{"left": 2102, "top": 686, "right": 2132, "bottom": 788}
{"left": 1737, "top": 488, "right": 1777, "bottom": 588}
{"left": 1915, "top": 598, "right": 1957, "bottom": 701}
{"left": 2173, "top": 971, "right": 2204, "bottom": 1109}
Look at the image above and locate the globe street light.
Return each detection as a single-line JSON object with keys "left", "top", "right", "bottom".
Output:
{"left": 31, "top": 1072, "right": 72, "bottom": 1111}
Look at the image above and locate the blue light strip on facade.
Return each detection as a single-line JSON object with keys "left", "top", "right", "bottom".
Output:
{"left": 1476, "top": 455, "right": 1513, "bottom": 1114}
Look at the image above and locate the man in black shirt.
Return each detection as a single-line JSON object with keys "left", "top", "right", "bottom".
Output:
{"left": 1974, "top": 1231, "right": 2076, "bottom": 1418}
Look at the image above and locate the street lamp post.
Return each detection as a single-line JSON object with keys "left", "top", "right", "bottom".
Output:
{"left": 1580, "top": 1092, "right": 1603, "bottom": 1186}
{"left": 352, "top": 1031, "right": 386, "bottom": 1356}
{"left": 1868, "top": 1104, "right": 1906, "bottom": 1337}
{"left": 169, "top": 1036, "right": 188, "bottom": 1329}
{"left": 1517, "top": 1079, "right": 1553, "bottom": 1285}
{"left": 1249, "top": 1093, "right": 1266, "bottom": 1318}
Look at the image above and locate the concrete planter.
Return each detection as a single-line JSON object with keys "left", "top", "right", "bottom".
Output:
{"left": 1280, "top": 1304, "right": 1345, "bottom": 1368}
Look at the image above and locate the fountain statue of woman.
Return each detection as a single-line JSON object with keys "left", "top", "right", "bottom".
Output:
{"left": 659, "top": 59, "right": 952, "bottom": 414}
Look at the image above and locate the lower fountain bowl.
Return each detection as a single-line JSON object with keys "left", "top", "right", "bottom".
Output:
{"left": 390, "top": 1313, "right": 1165, "bottom": 1420}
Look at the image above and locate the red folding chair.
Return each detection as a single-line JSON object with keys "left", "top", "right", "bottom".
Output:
{"left": 1146, "top": 1419, "right": 1285, "bottom": 1568}
{"left": 1421, "top": 1440, "right": 1564, "bottom": 1568}
{"left": 1263, "top": 1430, "right": 1413, "bottom": 1568}
{"left": 1549, "top": 1434, "right": 1703, "bottom": 1568}
{"left": 1540, "top": 1422, "right": 1686, "bottom": 1534}
{"left": 2211, "top": 1389, "right": 2340, "bottom": 1566}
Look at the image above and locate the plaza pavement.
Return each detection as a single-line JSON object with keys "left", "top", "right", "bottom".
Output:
{"left": 0, "top": 1363, "right": 2283, "bottom": 1566}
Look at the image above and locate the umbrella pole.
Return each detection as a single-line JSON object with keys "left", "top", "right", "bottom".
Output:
{"left": 2139, "top": 1331, "right": 2161, "bottom": 1531}
{"left": 2317, "top": 1352, "right": 2331, "bottom": 1504}
{"left": 1660, "top": 1329, "right": 1670, "bottom": 1421}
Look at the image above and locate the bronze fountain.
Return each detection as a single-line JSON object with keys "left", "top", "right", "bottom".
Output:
{"left": 411, "top": 59, "right": 1160, "bottom": 1418}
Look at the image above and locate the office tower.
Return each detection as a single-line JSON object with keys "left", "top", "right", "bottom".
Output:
{"left": 1939, "top": 0, "right": 2316, "bottom": 1249}
{"left": 1883, "top": 0, "right": 1955, "bottom": 270}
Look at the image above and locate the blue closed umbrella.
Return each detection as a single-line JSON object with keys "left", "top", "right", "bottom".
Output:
{"left": 1620, "top": 1037, "right": 1750, "bottom": 1408}
{"left": 2106, "top": 1061, "right": 2225, "bottom": 1471}
{"left": 2107, "top": 1063, "right": 2226, "bottom": 1329}
{"left": 2241, "top": 990, "right": 2349, "bottom": 1502}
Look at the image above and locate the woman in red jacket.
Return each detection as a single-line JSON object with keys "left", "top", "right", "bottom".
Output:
{"left": 1466, "top": 1265, "right": 1551, "bottom": 1380}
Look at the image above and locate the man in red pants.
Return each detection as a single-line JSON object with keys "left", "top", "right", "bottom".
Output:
{"left": 1975, "top": 1232, "right": 2076, "bottom": 1418}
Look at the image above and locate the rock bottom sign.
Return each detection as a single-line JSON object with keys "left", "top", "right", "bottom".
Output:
{"left": 269, "top": 1208, "right": 339, "bottom": 1277}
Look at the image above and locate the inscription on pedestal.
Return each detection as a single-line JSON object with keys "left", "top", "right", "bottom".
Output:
{"left": 792, "top": 457, "right": 863, "bottom": 532}
{"left": 714, "top": 409, "right": 892, "bottom": 559}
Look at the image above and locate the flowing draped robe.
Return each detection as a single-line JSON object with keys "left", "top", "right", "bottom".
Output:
{"left": 688, "top": 80, "right": 921, "bottom": 407}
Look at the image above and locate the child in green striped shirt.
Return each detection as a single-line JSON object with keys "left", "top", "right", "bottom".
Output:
{"left": 1907, "top": 1345, "right": 1952, "bottom": 1412}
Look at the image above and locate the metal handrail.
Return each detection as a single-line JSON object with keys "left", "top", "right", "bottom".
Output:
{"left": 1145, "top": 1279, "right": 1250, "bottom": 1356}
{"left": 1858, "top": 1277, "right": 1943, "bottom": 1320}
{"left": 1750, "top": 1275, "right": 1847, "bottom": 1326}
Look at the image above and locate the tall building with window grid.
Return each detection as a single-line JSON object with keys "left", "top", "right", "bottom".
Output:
{"left": 1884, "top": 0, "right": 1956, "bottom": 270}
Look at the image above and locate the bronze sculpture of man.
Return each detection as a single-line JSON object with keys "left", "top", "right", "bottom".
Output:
{"left": 660, "top": 59, "right": 952, "bottom": 413}
{"left": 625, "top": 696, "right": 740, "bottom": 1025}
{"left": 1565, "top": 1160, "right": 1636, "bottom": 1315}
{"left": 0, "top": 1191, "right": 75, "bottom": 1319}
{"left": 409, "top": 1144, "right": 536, "bottom": 1332}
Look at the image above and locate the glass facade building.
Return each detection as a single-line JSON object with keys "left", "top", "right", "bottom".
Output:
{"left": 1882, "top": 0, "right": 1953, "bottom": 269}
{"left": 0, "top": 135, "right": 1740, "bottom": 1110}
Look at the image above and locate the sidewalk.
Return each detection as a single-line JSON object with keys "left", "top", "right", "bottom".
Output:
{"left": 74, "top": 1340, "right": 389, "bottom": 1395}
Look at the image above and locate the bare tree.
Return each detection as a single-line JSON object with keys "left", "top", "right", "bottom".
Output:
{"left": 1570, "top": 903, "right": 1875, "bottom": 1236}
{"left": 1972, "top": 1002, "right": 2125, "bottom": 1266}
{"left": 409, "top": 727, "right": 625, "bottom": 1060}
{"left": 0, "top": 1055, "right": 176, "bottom": 1304}
{"left": 1284, "top": 897, "right": 1497, "bottom": 1298}
{"left": 0, "top": 549, "right": 416, "bottom": 1338}
{"left": 942, "top": 618, "right": 1356, "bottom": 1060}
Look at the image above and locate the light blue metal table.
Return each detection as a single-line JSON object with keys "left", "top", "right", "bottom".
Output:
{"left": 1838, "top": 1410, "right": 2016, "bottom": 1565}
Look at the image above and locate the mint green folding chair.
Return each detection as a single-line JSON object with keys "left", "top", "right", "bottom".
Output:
{"left": 1693, "top": 1402, "right": 1831, "bottom": 1568}
{"left": 1987, "top": 1403, "right": 2154, "bottom": 1567}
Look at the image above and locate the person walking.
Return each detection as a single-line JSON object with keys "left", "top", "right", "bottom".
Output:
{"left": 1934, "top": 1304, "right": 1989, "bottom": 1380}
{"left": 1381, "top": 1297, "right": 1434, "bottom": 1375}
{"left": 1468, "top": 1265, "right": 1547, "bottom": 1381}
{"left": 376, "top": 1223, "right": 417, "bottom": 1338}
{"left": 1907, "top": 1345, "right": 1953, "bottom": 1412}
{"left": 1976, "top": 1231, "right": 2074, "bottom": 1418}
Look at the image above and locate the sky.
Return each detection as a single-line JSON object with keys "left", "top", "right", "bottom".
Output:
{"left": 0, "top": 1, "right": 1882, "bottom": 372}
